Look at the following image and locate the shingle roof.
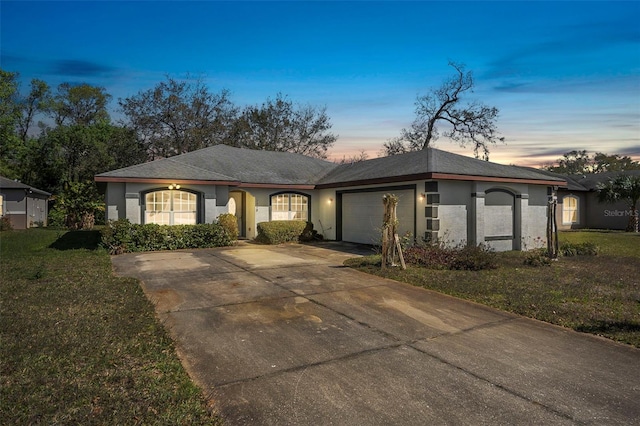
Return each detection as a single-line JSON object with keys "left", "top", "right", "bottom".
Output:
{"left": 96, "top": 157, "right": 237, "bottom": 182}
{"left": 96, "top": 145, "right": 337, "bottom": 185}
{"left": 519, "top": 169, "right": 588, "bottom": 191}
{"left": 0, "top": 176, "right": 51, "bottom": 196}
{"left": 529, "top": 170, "right": 640, "bottom": 192}
{"left": 316, "top": 148, "right": 566, "bottom": 186}
{"left": 565, "top": 170, "right": 640, "bottom": 191}
{"left": 96, "top": 144, "right": 566, "bottom": 187}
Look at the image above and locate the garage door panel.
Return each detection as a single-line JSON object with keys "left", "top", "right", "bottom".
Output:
{"left": 342, "top": 190, "right": 414, "bottom": 245}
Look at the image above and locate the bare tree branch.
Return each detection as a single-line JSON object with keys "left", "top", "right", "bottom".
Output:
{"left": 383, "top": 62, "right": 504, "bottom": 160}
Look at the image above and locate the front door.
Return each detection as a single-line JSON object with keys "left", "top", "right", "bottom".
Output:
{"left": 229, "top": 191, "right": 246, "bottom": 238}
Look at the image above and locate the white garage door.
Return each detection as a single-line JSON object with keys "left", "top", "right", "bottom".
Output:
{"left": 342, "top": 190, "right": 415, "bottom": 245}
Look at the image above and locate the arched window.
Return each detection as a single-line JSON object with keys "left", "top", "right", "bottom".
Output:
{"left": 145, "top": 190, "right": 197, "bottom": 225}
{"left": 562, "top": 195, "right": 579, "bottom": 225}
{"left": 270, "top": 193, "right": 309, "bottom": 221}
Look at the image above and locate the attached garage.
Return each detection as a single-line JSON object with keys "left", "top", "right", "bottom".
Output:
{"left": 338, "top": 186, "right": 416, "bottom": 245}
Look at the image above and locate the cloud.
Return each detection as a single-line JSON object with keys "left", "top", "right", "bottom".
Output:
{"left": 50, "top": 59, "right": 116, "bottom": 77}
{"left": 483, "top": 14, "right": 640, "bottom": 93}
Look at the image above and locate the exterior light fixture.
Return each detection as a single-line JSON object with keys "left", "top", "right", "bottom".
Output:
{"left": 328, "top": 198, "right": 333, "bottom": 204}
{"left": 419, "top": 193, "right": 426, "bottom": 201}
{"left": 168, "top": 184, "right": 181, "bottom": 190}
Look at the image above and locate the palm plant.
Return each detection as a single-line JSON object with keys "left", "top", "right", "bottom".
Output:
{"left": 597, "top": 174, "right": 640, "bottom": 232}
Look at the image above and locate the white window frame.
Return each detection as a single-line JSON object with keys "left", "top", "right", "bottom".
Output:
{"left": 562, "top": 195, "right": 579, "bottom": 225}
{"left": 270, "top": 193, "right": 309, "bottom": 221}
{"left": 144, "top": 190, "right": 197, "bottom": 225}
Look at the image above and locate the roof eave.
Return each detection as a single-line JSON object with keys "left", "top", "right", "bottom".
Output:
{"left": 316, "top": 172, "right": 567, "bottom": 189}
{"left": 237, "top": 182, "right": 317, "bottom": 190}
{"left": 94, "top": 176, "right": 241, "bottom": 186}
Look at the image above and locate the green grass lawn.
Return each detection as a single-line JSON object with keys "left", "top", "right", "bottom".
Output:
{"left": 0, "top": 229, "right": 222, "bottom": 425}
{"left": 346, "top": 231, "right": 640, "bottom": 348}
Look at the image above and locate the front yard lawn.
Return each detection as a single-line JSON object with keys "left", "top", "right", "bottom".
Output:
{"left": 0, "top": 229, "right": 222, "bottom": 425}
{"left": 345, "top": 231, "right": 640, "bottom": 348}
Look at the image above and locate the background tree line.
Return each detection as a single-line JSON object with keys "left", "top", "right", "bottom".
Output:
{"left": 1, "top": 69, "right": 338, "bottom": 197}
{"left": 2, "top": 65, "right": 637, "bottom": 229}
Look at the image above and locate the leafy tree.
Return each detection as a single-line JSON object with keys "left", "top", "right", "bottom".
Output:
{"left": 51, "top": 82, "right": 111, "bottom": 126}
{"left": 0, "top": 69, "right": 22, "bottom": 178}
{"left": 592, "top": 153, "right": 640, "bottom": 173}
{"left": 33, "top": 122, "right": 146, "bottom": 193}
{"left": 52, "top": 180, "right": 104, "bottom": 230}
{"left": 544, "top": 150, "right": 640, "bottom": 174}
{"left": 383, "top": 62, "right": 504, "bottom": 160}
{"left": 0, "top": 69, "right": 20, "bottom": 139}
{"left": 597, "top": 174, "right": 640, "bottom": 232}
{"left": 544, "top": 150, "right": 593, "bottom": 174}
{"left": 119, "top": 77, "right": 238, "bottom": 159}
{"left": 17, "top": 78, "right": 51, "bottom": 141}
{"left": 232, "top": 93, "right": 337, "bottom": 158}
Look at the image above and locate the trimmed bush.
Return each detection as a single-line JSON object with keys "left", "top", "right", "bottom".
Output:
{"left": 255, "top": 220, "right": 307, "bottom": 244}
{"left": 217, "top": 213, "right": 239, "bottom": 240}
{"left": 404, "top": 243, "right": 497, "bottom": 271}
{"left": 101, "top": 219, "right": 233, "bottom": 255}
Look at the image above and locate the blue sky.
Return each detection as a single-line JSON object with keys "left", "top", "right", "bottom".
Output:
{"left": 2, "top": 1, "right": 639, "bottom": 166}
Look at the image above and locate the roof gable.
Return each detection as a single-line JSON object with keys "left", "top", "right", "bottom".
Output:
{"left": 0, "top": 176, "right": 51, "bottom": 196}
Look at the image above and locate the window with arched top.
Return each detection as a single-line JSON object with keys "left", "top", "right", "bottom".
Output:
{"left": 562, "top": 195, "right": 579, "bottom": 225}
{"left": 144, "top": 190, "right": 197, "bottom": 225}
{"left": 270, "top": 193, "right": 309, "bottom": 221}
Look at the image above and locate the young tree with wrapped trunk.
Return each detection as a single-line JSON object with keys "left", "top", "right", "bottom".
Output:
{"left": 383, "top": 62, "right": 504, "bottom": 160}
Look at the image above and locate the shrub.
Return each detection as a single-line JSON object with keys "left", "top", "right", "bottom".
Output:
{"left": 0, "top": 216, "right": 13, "bottom": 231}
{"left": 404, "top": 244, "right": 456, "bottom": 270}
{"left": 300, "top": 221, "right": 323, "bottom": 242}
{"left": 559, "top": 241, "right": 600, "bottom": 257}
{"left": 47, "top": 206, "right": 66, "bottom": 228}
{"left": 101, "top": 219, "right": 233, "bottom": 255}
{"left": 449, "top": 244, "right": 498, "bottom": 271}
{"left": 217, "top": 213, "right": 239, "bottom": 240}
{"left": 404, "top": 242, "right": 497, "bottom": 271}
{"left": 55, "top": 181, "right": 104, "bottom": 230}
{"left": 255, "top": 220, "right": 307, "bottom": 244}
{"left": 523, "top": 248, "right": 552, "bottom": 267}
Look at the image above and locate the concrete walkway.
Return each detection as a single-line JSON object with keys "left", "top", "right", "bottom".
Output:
{"left": 111, "top": 242, "right": 640, "bottom": 425}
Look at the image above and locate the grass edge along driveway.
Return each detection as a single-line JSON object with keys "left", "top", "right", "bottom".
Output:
{"left": 0, "top": 229, "right": 222, "bottom": 425}
{"left": 345, "top": 231, "right": 640, "bottom": 348}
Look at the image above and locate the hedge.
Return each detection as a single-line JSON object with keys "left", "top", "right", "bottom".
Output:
{"left": 255, "top": 220, "right": 308, "bottom": 244}
{"left": 101, "top": 219, "right": 234, "bottom": 255}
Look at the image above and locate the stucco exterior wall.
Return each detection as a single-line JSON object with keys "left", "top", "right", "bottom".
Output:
{"left": 104, "top": 182, "right": 220, "bottom": 224}
{"left": 431, "top": 181, "right": 549, "bottom": 251}
{"left": 556, "top": 189, "right": 637, "bottom": 231}
{"left": 102, "top": 179, "right": 552, "bottom": 251}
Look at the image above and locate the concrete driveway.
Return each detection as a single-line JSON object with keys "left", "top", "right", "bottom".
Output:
{"left": 111, "top": 242, "right": 640, "bottom": 425}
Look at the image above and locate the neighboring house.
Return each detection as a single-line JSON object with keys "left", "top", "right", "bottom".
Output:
{"left": 95, "top": 145, "right": 566, "bottom": 251}
{"left": 0, "top": 176, "right": 51, "bottom": 229}
{"left": 551, "top": 170, "right": 640, "bottom": 231}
